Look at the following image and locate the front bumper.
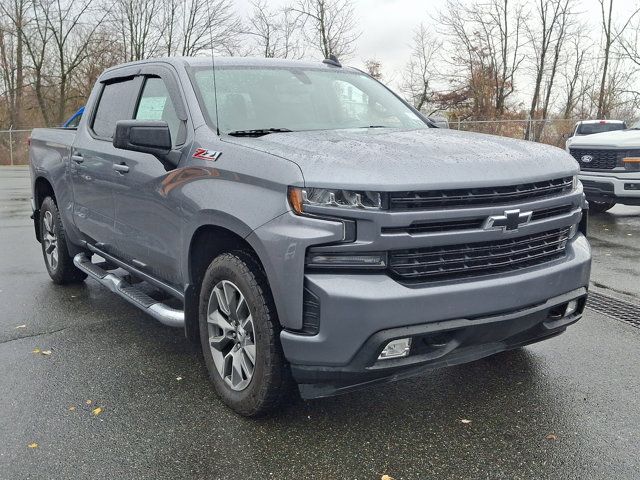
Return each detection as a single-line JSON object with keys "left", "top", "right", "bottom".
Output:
{"left": 281, "top": 234, "right": 591, "bottom": 398}
{"left": 580, "top": 172, "right": 640, "bottom": 205}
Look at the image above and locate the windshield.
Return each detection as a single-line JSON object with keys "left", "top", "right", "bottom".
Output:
{"left": 190, "top": 66, "right": 428, "bottom": 134}
{"left": 575, "top": 122, "right": 625, "bottom": 135}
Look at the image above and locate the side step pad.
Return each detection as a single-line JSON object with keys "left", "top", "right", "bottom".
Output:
{"left": 73, "top": 253, "right": 184, "bottom": 328}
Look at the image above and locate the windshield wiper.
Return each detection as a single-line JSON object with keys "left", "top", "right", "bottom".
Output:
{"left": 227, "top": 128, "right": 293, "bottom": 137}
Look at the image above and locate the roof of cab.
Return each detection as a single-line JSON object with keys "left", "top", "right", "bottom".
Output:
{"left": 101, "top": 56, "right": 350, "bottom": 77}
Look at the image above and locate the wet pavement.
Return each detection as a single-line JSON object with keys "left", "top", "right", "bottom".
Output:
{"left": 1, "top": 166, "right": 639, "bottom": 479}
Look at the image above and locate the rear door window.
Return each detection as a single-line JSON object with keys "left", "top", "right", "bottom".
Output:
{"left": 92, "top": 79, "right": 138, "bottom": 139}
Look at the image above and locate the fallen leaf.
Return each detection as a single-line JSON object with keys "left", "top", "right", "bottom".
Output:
{"left": 68, "top": 406, "right": 76, "bottom": 411}
{"left": 86, "top": 400, "right": 92, "bottom": 405}
{"left": 381, "top": 475, "right": 395, "bottom": 480}
{"left": 41, "top": 350, "right": 52, "bottom": 356}
{"left": 460, "top": 419, "right": 472, "bottom": 424}
{"left": 92, "top": 407, "right": 103, "bottom": 416}
{"left": 32, "top": 348, "right": 41, "bottom": 354}
{"left": 176, "top": 376, "right": 183, "bottom": 381}
{"left": 545, "top": 433, "right": 557, "bottom": 441}
{"left": 28, "top": 443, "right": 38, "bottom": 449}
{"left": 15, "top": 325, "right": 26, "bottom": 329}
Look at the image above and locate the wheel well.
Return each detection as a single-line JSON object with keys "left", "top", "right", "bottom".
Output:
{"left": 184, "top": 225, "right": 266, "bottom": 344}
{"left": 188, "top": 225, "right": 264, "bottom": 288}
{"left": 33, "top": 177, "right": 55, "bottom": 242}
{"left": 34, "top": 177, "right": 55, "bottom": 207}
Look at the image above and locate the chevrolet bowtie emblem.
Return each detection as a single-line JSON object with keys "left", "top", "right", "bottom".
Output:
{"left": 484, "top": 209, "right": 533, "bottom": 231}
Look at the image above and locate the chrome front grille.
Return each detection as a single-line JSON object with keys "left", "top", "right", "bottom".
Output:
{"left": 389, "top": 177, "right": 573, "bottom": 210}
{"left": 388, "top": 227, "right": 571, "bottom": 283}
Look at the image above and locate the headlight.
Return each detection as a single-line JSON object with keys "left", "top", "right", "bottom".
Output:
{"left": 288, "top": 187, "right": 382, "bottom": 214}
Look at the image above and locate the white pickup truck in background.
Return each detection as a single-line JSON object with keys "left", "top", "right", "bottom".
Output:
{"left": 567, "top": 121, "right": 640, "bottom": 213}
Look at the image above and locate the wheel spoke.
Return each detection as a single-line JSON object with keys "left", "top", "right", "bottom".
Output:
{"left": 208, "top": 310, "right": 234, "bottom": 332}
{"left": 209, "top": 334, "right": 232, "bottom": 351}
{"left": 213, "top": 285, "right": 230, "bottom": 316}
{"left": 230, "top": 350, "right": 244, "bottom": 386}
{"left": 235, "top": 296, "right": 249, "bottom": 322}
{"left": 240, "top": 350, "right": 253, "bottom": 377}
{"left": 43, "top": 212, "right": 53, "bottom": 234}
{"left": 223, "top": 282, "right": 238, "bottom": 318}
{"left": 243, "top": 344, "right": 256, "bottom": 364}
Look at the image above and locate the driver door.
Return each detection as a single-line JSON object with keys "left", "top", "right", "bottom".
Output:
{"left": 113, "top": 73, "right": 189, "bottom": 287}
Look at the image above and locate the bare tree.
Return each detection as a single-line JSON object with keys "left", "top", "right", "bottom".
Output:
{"left": 524, "top": 0, "right": 572, "bottom": 140}
{"left": 436, "top": 0, "right": 525, "bottom": 119}
{"left": 293, "top": 0, "right": 360, "bottom": 59}
{"left": 245, "top": 0, "right": 303, "bottom": 58}
{"left": 166, "top": 0, "right": 241, "bottom": 57}
{"left": 0, "top": 0, "right": 27, "bottom": 128}
{"left": 561, "top": 34, "right": 593, "bottom": 119}
{"left": 112, "top": 0, "right": 164, "bottom": 62}
{"left": 35, "top": 0, "right": 110, "bottom": 124}
{"left": 364, "top": 58, "right": 382, "bottom": 80}
{"left": 596, "top": 0, "right": 640, "bottom": 118}
{"left": 400, "top": 24, "right": 440, "bottom": 113}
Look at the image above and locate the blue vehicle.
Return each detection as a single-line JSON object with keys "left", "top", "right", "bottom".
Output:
{"left": 62, "top": 106, "right": 84, "bottom": 128}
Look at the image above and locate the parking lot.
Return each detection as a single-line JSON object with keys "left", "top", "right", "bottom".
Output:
{"left": 1, "top": 166, "right": 639, "bottom": 479}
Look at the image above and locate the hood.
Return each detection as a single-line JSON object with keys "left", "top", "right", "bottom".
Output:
{"left": 568, "top": 129, "right": 640, "bottom": 149}
{"left": 224, "top": 128, "right": 578, "bottom": 191}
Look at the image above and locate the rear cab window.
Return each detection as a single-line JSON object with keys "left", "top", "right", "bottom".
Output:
{"left": 575, "top": 122, "right": 626, "bottom": 136}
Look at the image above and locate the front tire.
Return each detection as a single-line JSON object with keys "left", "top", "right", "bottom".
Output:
{"left": 589, "top": 200, "right": 616, "bottom": 214}
{"left": 198, "top": 252, "right": 293, "bottom": 416}
{"left": 39, "top": 197, "right": 87, "bottom": 284}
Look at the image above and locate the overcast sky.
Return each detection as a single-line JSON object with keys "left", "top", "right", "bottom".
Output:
{"left": 234, "top": 0, "right": 640, "bottom": 84}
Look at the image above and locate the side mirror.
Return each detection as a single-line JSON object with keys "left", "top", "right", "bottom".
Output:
{"left": 562, "top": 132, "right": 572, "bottom": 140}
{"left": 113, "top": 120, "right": 177, "bottom": 169}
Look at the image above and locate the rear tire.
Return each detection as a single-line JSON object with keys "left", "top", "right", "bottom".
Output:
{"left": 198, "top": 251, "right": 293, "bottom": 416}
{"left": 39, "top": 197, "right": 87, "bottom": 285}
{"left": 589, "top": 200, "right": 616, "bottom": 214}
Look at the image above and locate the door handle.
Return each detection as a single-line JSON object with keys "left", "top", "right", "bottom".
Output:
{"left": 113, "top": 163, "right": 130, "bottom": 174}
{"left": 71, "top": 154, "right": 84, "bottom": 164}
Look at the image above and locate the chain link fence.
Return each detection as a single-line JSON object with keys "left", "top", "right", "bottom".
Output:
{"left": 0, "top": 129, "right": 33, "bottom": 166}
{"left": 0, "top": 119, "right": 578, "bottom": 166}
{"left": 450, "top": 118, "right": 576, "bottom": 148}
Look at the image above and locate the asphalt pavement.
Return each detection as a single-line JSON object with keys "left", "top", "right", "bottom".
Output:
{"left": 1, "top": 166, "right": 639, "bottom": 480}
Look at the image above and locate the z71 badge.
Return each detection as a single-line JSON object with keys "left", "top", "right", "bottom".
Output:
{"left": 193, "top": 148, "right": 222, "bottom": 161}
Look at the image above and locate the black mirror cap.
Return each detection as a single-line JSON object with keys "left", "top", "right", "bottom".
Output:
{"left": 113, "top": 120, "right": 172, "bottom": 156}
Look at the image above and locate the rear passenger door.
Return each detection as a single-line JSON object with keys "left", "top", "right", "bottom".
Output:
{"left": 112, "top": 70, "right": 190, "bottom": 287}
{"left": 70, "top": 75, "right": 142, "bottom": 249}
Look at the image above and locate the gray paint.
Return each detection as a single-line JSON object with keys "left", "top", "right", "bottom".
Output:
{"left": 29, "top": 56, "right": 591, "bottom": 374}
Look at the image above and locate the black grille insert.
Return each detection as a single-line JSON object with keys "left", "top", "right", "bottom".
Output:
{"left": 389, "top": 227, "right": 571, "bottom": 282}
{"left": 569, "top": 148, "right": 640, "bottom": 170}
{"left": 382, "top": 205, "right": 575, "bottom": 235}
{"left": 389, "top": 177, "right": 573, "bottom": 210}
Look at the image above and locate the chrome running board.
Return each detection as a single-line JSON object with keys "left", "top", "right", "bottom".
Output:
{"left": 73, "top": 253, "right": 184, "bottom": 328}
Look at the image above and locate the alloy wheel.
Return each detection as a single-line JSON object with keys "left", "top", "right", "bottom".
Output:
{"left": 42, "top": 210, "right": 58, "bottom": 271}
{"left": 207, "top": 280, "right": 256, "bottom": 391}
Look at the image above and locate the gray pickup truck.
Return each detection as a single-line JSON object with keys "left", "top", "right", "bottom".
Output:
{"left": 29, "top": 57, "right": 591, "bottom": 416}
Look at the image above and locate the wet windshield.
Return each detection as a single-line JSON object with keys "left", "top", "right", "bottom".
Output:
{"left": 190, "top": 66, "right": 428, "bottom": 134}
{"left": 576, "top": 122, "right": 625, "bottom": 135}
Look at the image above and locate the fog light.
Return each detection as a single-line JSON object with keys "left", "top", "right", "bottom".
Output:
{"left": 378, "top": 338, "right": 411, "bottom": 360}
{"left": 565, "top": 299, "right": 578, "bottom": 317}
